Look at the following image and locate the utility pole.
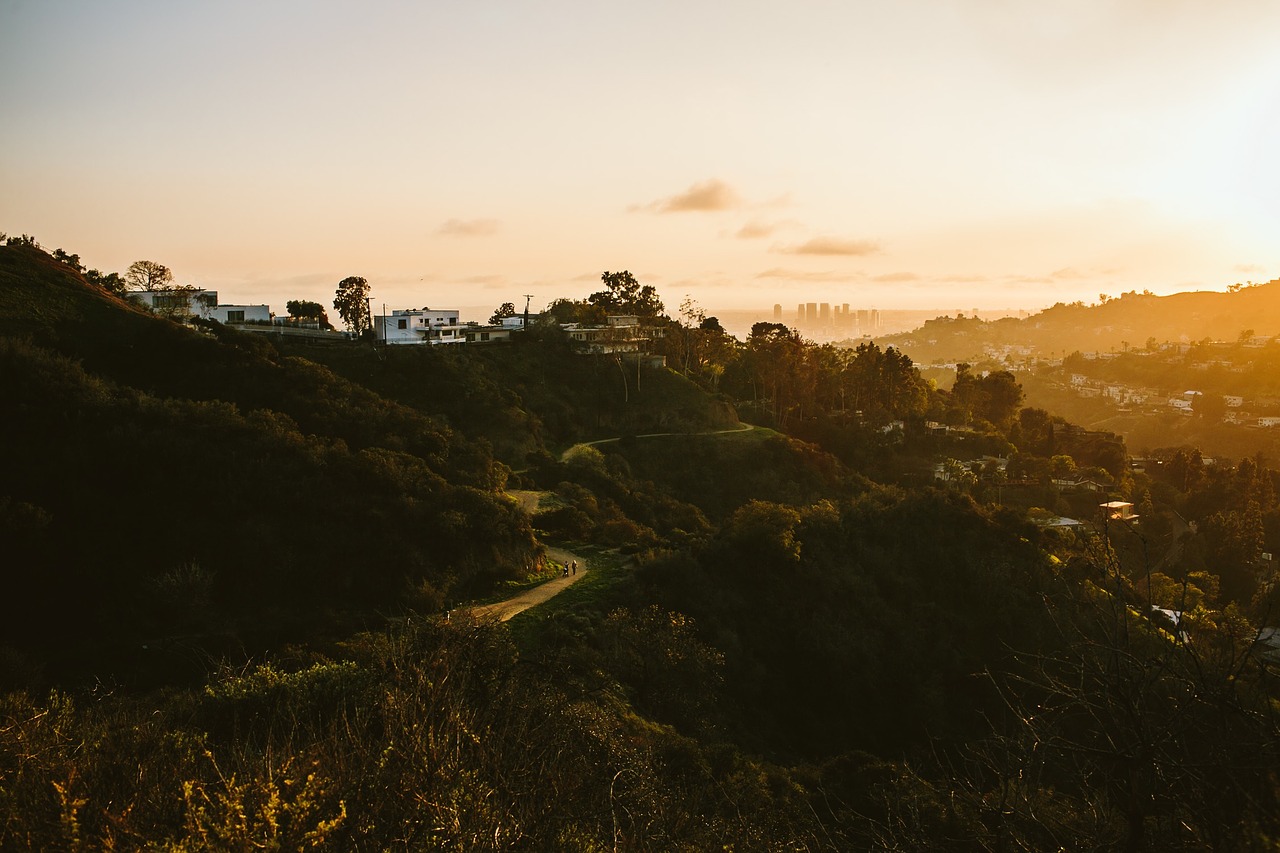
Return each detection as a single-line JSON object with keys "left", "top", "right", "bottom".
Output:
{"left": 522, "top": 294, "right": 534, "bottom": 330}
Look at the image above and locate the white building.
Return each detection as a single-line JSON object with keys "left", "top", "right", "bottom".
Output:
{"left": 128, "top": 289, "right": 271, "bottom": 325}
{"left": 128, "top": 289, "right": 218, "bottom": 318}
{"left": 209, "top": 304, "right": 270, "bottom": 324}
{"left": 375, "top": 308, "right": 464, "bottom": 345}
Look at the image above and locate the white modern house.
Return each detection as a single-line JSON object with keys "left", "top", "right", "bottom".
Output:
{"left": 374, "top": 308, "right": 464, "bottom": 345}
{"left": 209, "top": 303, "right": 271, "bottom": 324}
{"left": 128, "top": 289, "right": 271, "bottom": 324}
{"left": 128, "top": 289, "right": 219, "bottom": 318}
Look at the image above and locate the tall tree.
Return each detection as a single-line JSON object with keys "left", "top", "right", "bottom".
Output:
{"left": 333, "top": 276, "right": 371, "bottom": 334}
{"left": 588, "top": 270, "right": 664, "bottom": 318}
{"left": 123, "top": 260, "right": 174, "bottom": 292}
{"left": 489, "top": 302, "right": 517, "bottom": 324}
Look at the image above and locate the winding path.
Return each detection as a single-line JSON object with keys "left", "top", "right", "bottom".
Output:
{"left": 559, "top": 422, "right": 756, "bottom": 461}
{"left": 461, "top": 545, "right": 587, "bottom": 623}
{"left": 466, "top": 423, "right": 757, "bottom": 622}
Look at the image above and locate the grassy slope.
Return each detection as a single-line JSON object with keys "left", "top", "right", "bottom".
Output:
{"left": 281, "top": 333, "right": 741, "bottom": 465}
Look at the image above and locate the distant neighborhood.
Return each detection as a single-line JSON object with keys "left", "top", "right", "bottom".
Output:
{"left": 125, "top": 288, "right": 666, "bottom": 357}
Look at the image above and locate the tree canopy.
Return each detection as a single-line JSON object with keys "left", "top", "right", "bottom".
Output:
{"left": 286, "top": 299, "right": 333, "bottom": 329}
{"left": 124, "top": 260, "right": 173, "bottom": 292}
{"left": 588, "top": 270, "right": 664, "bottom": 318}
{"left": 489, "top": 302, "right": 517, "bottom": 325}
{"left": 333, "top": 276, "right": 371, "bottom": 334}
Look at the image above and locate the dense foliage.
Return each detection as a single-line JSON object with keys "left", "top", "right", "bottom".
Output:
{"left": 3, "top": 241, "right": 1280, "bottom": 849}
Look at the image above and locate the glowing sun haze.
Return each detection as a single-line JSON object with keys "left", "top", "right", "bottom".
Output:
{"left": 2, "top": 0, "right": 1277, "bottom": 318}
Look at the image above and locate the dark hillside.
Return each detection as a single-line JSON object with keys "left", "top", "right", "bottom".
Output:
{"left": 281, "top": 333, "right": 740, "bottom": 464}
{"left": 0, "top": 245, "right": 538, "bottom": 684}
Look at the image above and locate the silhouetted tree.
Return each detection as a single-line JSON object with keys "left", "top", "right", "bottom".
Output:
{"left": 489, "top": 301, "right": 517, "bottom": 324}
{"left": 124, "top": 260, "right": 173, "bottom": 292}
{"left": 286, "top": 299, "right": 332, "bottom": 329}
{"left": 589, "top": 270, "right": 664, "bottom": 318}
{"left": 333, "top": 276, "right": 371, "bottom": 334}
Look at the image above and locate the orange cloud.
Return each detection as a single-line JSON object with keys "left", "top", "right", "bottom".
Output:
{"left": 776, "top": 236, "right": 880, "bottom": 256}
{"left": 736, "top": 221, "right": 774, "bottom": 239}
{"left": 637, "top": 179, "right": 741, "bottom": 213}
{"left": 873, "top": 272, "right": 919, "bottom": 283}
{"left": 754, "top": 267, "right": 865, "bottom": 283}
{"left": 438, "top": 218, "right": 499, "bottom": 236}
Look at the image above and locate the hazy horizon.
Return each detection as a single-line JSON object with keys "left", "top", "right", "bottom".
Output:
{"left": 3, "top": 1, "right": 1277, "bottom": 316}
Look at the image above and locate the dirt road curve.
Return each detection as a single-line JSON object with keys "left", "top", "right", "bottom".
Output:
{"left": 463, "top": 546, "right": 586, "bottom": 622}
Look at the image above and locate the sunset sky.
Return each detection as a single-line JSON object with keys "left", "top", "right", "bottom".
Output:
{"left": 3, "top": 1, "right": 1278, "bottom": 321}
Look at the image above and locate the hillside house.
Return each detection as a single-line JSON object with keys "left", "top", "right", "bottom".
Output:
{"left": 209, "top": 304, "right": 270, "bottom": 324}
{"left": 463, "top": 324, "right": 513, "bottom": 344}
{"left": 128, "top": 289, "right": 218, "bottom": 318}
{"left": 1259, "top": 417, "right": 1280, "bottom": 428}
{"left": 564, "top": 315, "right": 665, "bottom": 358}
{"left": 1100, "top": 501, "right": 1139, "bottom": 522}
{"left": 375, "top": 308, "right": 464, "bottom": 345}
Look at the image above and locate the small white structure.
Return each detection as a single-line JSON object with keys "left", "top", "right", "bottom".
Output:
{"left": 464, "top": 325, "right": 513, "bottom": 344}
{"left": 1259, "top": 417, "right": 1280, "bottom": 428}
{"left": 209, "top": 304, "right": 270, "bottom": 324}
{"left": 375, "top": 308, "right": 464, "bottom": 345}
{"left": 1225, "top": 395, "right": 1244, "bottom": 408}
{"left": 1100, "top": 501, "right": 1139, "bottom": 521}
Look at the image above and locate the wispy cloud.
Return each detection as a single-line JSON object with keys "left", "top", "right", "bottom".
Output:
{"left": 775, "top": 236, "right": 881, "bottom": 256}
{"left": 873, "top": 271, "right": 918, "bottom": 283}
{"left": 755, "top": 267, "right": 865, "bottom": 283}
{"left": 1235, "top": 263, "right": 1267, "bottom": 274}
{"left": 736, "top": 218, "right": 806, "bottom": 239}
{"left": 635, "top": 179, "right": 741, "bottom": 213}
{"left": 437, "top": 218, "right": 499, "bottom": 237}
{"left": 460, "top": 274, "right": 507, "bottom": 288}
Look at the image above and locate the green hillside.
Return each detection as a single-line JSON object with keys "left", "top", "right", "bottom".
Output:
{"left": 3, "top": 241, "right": 1280, "bottom": 849}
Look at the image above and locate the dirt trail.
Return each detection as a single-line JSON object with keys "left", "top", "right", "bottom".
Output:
{"left": 559, "top": 422, "right": 756, "bottom": 461}
{"left": 462, "top": 545, "right": 585, "bottom": 622}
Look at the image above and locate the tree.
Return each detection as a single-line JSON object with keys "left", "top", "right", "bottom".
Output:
{"left": 588, "top": 270, "right": 664, "bottom": 318}
{"left": 123, "top": 260, "right": 174, "bottom": 292}
{"left": 333, "top": 276, "right": 371, "bottom": 334}
{"left": 51, "top": 248, "right": 84, "bottom": 272}
{"left": 489, "top": 302, "right": 517, "bottom": 325}
{"left": 285, "top": 299, "right": 332, "bottom": 329}
{"left": 84, "top": 268, "right": 126, "bottom": 296}
{"left": 1193, "top": 393, "right": 1228, "bottom": 422}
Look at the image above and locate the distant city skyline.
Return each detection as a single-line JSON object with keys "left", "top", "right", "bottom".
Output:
{"left": 3, "top": 2, "right": 1277, "bottom": 316}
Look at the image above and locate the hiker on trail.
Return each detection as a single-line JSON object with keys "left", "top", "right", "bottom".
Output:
{"left": 562, "top": 565, "right": 569, "bottom": 577}
{"left": 571, "top": 560, "right": 577, "bottom": 575}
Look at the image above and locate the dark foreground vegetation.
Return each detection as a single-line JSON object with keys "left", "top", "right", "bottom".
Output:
{"left": 2, "top": 239, "right": 1280, "bottom": 850}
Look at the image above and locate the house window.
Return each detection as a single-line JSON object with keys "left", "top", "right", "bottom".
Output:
{"left": 397, "top": 319, "right": 407, "bottom": 330}
{"left": 226, "top": 309, "right": 245, "bottom": 323}
{"left": 480, "top": 332, "right": 489, "bottom": 341}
